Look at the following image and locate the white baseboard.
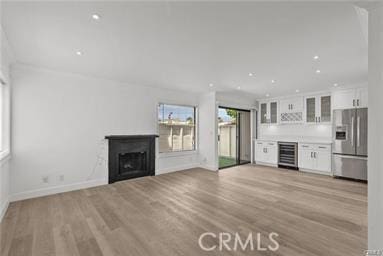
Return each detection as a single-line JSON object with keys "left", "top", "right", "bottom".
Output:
{"left": 199, "top": 164, "right": 218, "bottom": 171}
{"left": 9, "top": 178, "right": 108, "bottom": 202}
{"left": 0, "top": 199, "right": 9, "bottom": 223}
{"left": 156, "top": 163, "right": 200, "bottom": 175}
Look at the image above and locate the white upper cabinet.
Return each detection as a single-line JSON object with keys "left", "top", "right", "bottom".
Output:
{"left": 305, "top": 95, "right": 331, "bottom": 124}
{"left": 332, "top": 88, "right": 368, "bottom": 110}
{"left": 259, "top": 101, "right": 278, "bottom": 125}
{"left": 356, "top": 87, "right": 368, "bottom": 108}
{"left": 279, "top": 97, "right": 304, "bottom": 124}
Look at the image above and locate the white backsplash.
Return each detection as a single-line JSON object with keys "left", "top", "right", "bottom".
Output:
{"left": 258, "top": 123, "right": 332, "bottom": 142}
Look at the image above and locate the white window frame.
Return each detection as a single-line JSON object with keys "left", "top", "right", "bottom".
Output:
{"left": 0, "top": 70, "right": 10, "bottom": 161}
{"left": 157, "top": 102, "right": 198, "bottom": 156}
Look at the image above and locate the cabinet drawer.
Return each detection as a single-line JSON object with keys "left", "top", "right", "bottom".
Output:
{"left": 314, "top": 144, "right": 331, "bottom": 152}
{"left": 299, "top": 144, "right": 314, "bottom": 150}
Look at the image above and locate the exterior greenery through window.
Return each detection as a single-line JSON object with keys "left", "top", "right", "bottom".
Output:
{"left": 158, "top": 104, "right": 196, "bottom": 153}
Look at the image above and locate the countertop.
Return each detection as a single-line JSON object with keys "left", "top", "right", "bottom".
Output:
{"left": 255, "top": 136, "right": 332, "bottom": 144}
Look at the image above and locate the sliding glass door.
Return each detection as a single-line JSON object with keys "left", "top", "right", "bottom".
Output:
{"left": 218, "top": 107, "right": 251, "bottom": 169}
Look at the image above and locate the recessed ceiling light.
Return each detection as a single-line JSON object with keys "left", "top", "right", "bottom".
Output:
{"left": 333, "top": 83, "right": 338, "bottom": 87}
{"left": 313, "top": 55, "right": 319, "bottom": 60}
{"left": 209, "top": 83, "right": 214, "bottom": 87}
{"left": 266, "top": 93, "right": 270, "bottom": 97}
{"left": 316, "top": 69, "right": 321, "bottom": 74}
{"left": 271, "top": 79, "right": 276, "bottom": 83}
{"left": 249, "top": 73, "right": 254, "bottom": 77}
{"left": 237, "top": 86, "right": 241, "bottom": 90}
{"left": 76, "top": 51, "right": 82, "bottom": 56}
{"left": 92, "top": 14, "right": 101, "bottom": 20}
{"left": 295, "top": 89, "right": 300, "bottom": 93}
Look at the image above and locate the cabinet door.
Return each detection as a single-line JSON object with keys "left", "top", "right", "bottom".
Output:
{"left": 255, "top": 142, "right": 264, "bottom": 162}
{"left": 279, "top": 99, "right": 291, "bottom": 113}
{"left": 298, "top": 150, "right": 314, "bottom": 169}
{"left": 290, "top": 97, "right": 304, "bottom": 112}
{"left": 356, "top": 88, "right": 368, "bottom": 108}
{"left": 306, "top": 97, "right": 316, "bottom": 123}
{"left": 320, "top": 95, "right": 331, "bottom": 122}
{"left": 266, "top": 142, "right": 278, "bottom": 164}
{"left": 270, "top": 102, "right": 278, "bottom": 123}
{"left": 332, "top": 90, "right": 356, "bottom": 110}
{"left": 260, "top": 103, "right": 268, "bottom": 124}
{"left": 314, "top": 151, "right": 331, "bottom": 173}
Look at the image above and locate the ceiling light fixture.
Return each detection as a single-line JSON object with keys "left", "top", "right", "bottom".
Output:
{"left": 313, "top": 55, "right": 319, "bottom": 60}
{"left": 209, "top": 83, "right": 214, "bottom": 87}
{"left": 92, "top": 14, "right": 101, "bottom": 20}
{"left": 237, "top": 86, "right": 241, "bottom": 90}
{"left": 333, "top": 83, "right": 338, "bottom": 87}
{"left": 266, "top": 94, "right": 270, "bottom": 97}
{"left": 76, "top": 51, "right": 83, "bottom": 56}
{"left": 249, "top": 73, "right": 254, "bottom": 77}
{"left": 271, "top": 79, "right": 275, "bottom": 83}
{"left": 316, "top": 69, "right": 321, "bottom": 74}
{"left": 295, "top": 89, "right": 300, "bottom": 93}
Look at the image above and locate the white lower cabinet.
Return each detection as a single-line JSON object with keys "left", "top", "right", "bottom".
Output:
{"left": 298, "top": 143, "right": 332, "bottom": 174}
{"left": 255, "top": 141, "right": 278, "bottom": 165}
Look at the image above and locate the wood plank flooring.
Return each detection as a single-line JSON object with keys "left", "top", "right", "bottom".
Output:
{"left": 0, "top": 165, "right": 367, "bottom": 256}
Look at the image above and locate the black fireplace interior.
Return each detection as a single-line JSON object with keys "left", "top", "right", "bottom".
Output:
{"left": 105, "top": 135, "right": 157, "bottom": 183}
{"left": 119, "top": 152, "right": 147, "bottom": 175}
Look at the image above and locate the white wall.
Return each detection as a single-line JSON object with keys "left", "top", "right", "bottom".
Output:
{"left": 368, "top": 3, "right": 383, "bottom": 249}
{"left": 10, "top": 64, "right": 200, "bottom": 201}
{"left": 0, "top": 19, "right": 13, "bottom": 221}
{"left": 198, "top": 92, "right": 218, "bottom": 170}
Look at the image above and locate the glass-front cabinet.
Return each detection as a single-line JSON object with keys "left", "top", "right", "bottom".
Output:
{"left": 260, "top": 101, "right": 278, "bottom": 124}
{"left": 305, "top": 95, "right": 331, "bottom": 124}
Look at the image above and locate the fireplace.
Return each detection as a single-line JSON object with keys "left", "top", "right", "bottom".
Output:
{"left": 105, "top": 135, "right": 157, "bottom": 183}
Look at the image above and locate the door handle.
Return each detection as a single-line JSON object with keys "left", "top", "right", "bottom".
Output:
{"left": 351, "top": 116, "right": 354, "bottom": 146}
{"left": 357, "top": 116, "right": 360, "bottom": 147}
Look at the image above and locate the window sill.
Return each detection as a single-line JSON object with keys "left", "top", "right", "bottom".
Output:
{"left": 158, "top": 150, "right": 198, "bottom": 159}
{"left": 0, "top": 149, "right": 11, "bottom": 163}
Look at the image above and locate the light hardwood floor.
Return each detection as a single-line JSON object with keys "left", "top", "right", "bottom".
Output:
{"left": 0, "top": 165, "right": 367, "bottom": 256}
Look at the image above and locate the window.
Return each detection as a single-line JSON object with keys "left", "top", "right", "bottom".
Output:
{"left": 158, "top": 103, "right": 196, "bottom": 153}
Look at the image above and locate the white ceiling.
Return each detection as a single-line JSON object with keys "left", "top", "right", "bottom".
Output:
{"left": 2, "top": 2, "right": 367, "bottom": 98}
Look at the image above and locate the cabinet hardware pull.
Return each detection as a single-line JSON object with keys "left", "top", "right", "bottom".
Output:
{"left": 319, "top": 117, "right": 321, "bottom": 123}
{"left": 357, "top": 99, "right": 360, "bottom": 106}
{"left": 353, "top": 99, "right": 355, "bottom": 107}
{"left": 311, "top": 152, "right": 313, "bottom": 158}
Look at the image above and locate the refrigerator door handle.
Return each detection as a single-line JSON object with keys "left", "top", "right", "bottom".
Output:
{"left": 351, "top": 116, "right": 354, "bottom": 146}
{"left": 357, "top": 116, "right": 360, "bottom": 147}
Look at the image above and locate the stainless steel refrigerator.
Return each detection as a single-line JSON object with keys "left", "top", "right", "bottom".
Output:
{"left": 332, "top": 108, "right": 368, "bottom": 180}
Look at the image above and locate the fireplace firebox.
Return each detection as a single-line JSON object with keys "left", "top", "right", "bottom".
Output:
{"left": 105, "top": 135, "right": 157, "bottom": 183}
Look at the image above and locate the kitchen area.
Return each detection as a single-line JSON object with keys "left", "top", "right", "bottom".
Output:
{"left": 255, "top": 87, "right": 368, "bottom": 181}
